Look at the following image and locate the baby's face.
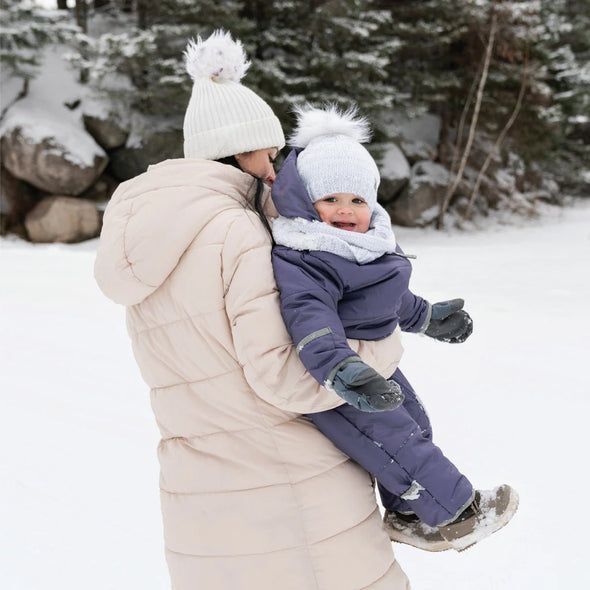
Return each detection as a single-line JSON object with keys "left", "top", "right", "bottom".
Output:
{"left": 313, "top": 193, "right": 371, "bottom": 233}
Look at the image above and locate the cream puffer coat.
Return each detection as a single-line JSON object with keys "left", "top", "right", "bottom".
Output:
{"left": 94, "top": 159, "right": 409, "bottom": 590}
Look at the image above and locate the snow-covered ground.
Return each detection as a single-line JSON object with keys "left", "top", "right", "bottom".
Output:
{"left": 1, "top": 201, "right": 589, "bottom": 589}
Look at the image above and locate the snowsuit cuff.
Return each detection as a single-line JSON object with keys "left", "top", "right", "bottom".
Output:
{"left": 418, "top": 303, "right": 433, "bottom": 334}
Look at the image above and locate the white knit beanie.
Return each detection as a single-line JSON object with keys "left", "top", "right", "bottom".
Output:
{"left": 183, "top": 30, "right": 285, "bottom": 160}
{"left": 290, "top": 104, "right": 380, "bottom": 211}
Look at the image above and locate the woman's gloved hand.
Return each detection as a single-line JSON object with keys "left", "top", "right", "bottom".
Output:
{"left": 331, "top": 361, "right": 404, "bottom": 412}
{"left": 424, "top": 298, "right": 473, "bottom": 343}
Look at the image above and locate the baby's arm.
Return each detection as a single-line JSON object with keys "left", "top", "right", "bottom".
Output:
{"left": 272, "top": 247, "right": 403, "bottom": 412}
{"left": 271, "top": 247, "right": 355, "bottom": 386}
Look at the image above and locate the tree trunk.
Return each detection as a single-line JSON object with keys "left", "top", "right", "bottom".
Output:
{"left": 94, "top": 0, "right": 110, "bottom": 9}
{"left": 75, "top": 0, "right": 88, "bottom": 34}
{"left": 121, "top": 0, "right": 133, "bottom": 13}
{"left": 137, "top": 0, "right": 149, "bottom": 30}
{"left": 57, "top": 0, "right": 68, "bottom": 9}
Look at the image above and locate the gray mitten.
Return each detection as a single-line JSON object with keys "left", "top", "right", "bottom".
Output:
{"left": 331, "top": 361, "right": 405, "bottom": 412}
{"left": 424, "top": 299, "right": 473, "bottom": 343}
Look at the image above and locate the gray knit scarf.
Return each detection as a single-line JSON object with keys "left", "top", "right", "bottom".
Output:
{"left": 272, "top": 203, "right": 399, "bottom": 264}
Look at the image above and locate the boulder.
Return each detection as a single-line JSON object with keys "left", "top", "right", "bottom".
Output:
{"left": 79, "top": 173, "right": 118, "bottom": 203}
{"left": 108, "top": 127, "right": 183, "bottom": 181}
{"left": 24, "top": 196, "right": 101, "bottom": 243}
{"left": 83, "top": 113, "right": 129, "bottom": 150}
{"left": 388, "top": 161, "right": 449, "bottom": 227}
{"left": 1, "top": 122, "right": 108, "bottom": 196}
{"left": 0, "top": 166, "right": 40, "bottom": 231}
{"left": 374, "top": 143, "right": 410, "bottom": 204}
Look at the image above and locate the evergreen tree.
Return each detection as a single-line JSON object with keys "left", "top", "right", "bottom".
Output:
{"left": 245, "top": 0, "right": 400, "bottom": 140}
{"left": 0, "top": 0, "right": 78, "bottom": 110}
{"left": 74, "top": 0, "right": 251, "bottom": 121}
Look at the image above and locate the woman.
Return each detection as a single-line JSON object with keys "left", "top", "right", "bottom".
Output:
{"left": 94, "top": 30, "right": 410, "bottom": 589}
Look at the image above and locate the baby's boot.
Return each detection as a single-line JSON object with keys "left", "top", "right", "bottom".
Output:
{"left": 437, "top": 484, "right": 519, "bottom": 552}
{"left": 383, "top": 511, "right": 452, "bottom": 552}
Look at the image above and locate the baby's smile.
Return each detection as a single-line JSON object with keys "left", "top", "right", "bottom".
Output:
{"left": 331, "top": 221, "right": 358, "bottom": 231}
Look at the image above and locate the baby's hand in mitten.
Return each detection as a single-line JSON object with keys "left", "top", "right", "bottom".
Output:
{"left": 331, "top": 361, "right": 404, "bottom": 412}
{"left": 424, "top": 299, "right": 473, "bottom": 343}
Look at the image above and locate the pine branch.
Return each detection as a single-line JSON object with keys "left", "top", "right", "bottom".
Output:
{"left": 464, "top": 41, "right": 530, "bottom": 221}
{"left": 437, "top": 8, "right": 498, "bottom": 229}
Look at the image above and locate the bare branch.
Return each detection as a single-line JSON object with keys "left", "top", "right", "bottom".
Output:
{"left": 437, "top": 9, "right": 498, "bottom": 229}
{"left": 449, "top": 52, "right": 485, "bottom": 178}
{"left": 464, "top": 41, "right": 530, "bottom": 221}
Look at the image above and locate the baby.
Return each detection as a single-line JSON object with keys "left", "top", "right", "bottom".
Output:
{"left": 270, "top": 104, "right": 518, "bottom": 552}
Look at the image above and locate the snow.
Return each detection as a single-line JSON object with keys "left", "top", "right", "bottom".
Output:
{"left": 2, "top": 200, "right": 590, "bottom": 589}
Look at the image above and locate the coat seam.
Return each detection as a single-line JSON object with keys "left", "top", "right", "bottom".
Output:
{"left": 359, "top": 557, "right": 398, "bottom": 590}
{"left": 163, "top": 506, "right": 381, "bottom": 558}
{"left": 158, "top": 458, "right": 350, "bottom": 494}
{"left": 151, "top": 367, "right": 241, "bottom": 391}
{"left": 129, "top": 306, "right": 226, "bottom": 336}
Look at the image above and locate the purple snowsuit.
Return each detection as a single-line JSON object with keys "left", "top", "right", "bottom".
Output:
{"left": 270, "top": 149, "right": 473, "bottom": 527}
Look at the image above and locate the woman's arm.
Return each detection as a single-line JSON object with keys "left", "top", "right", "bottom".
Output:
{"left": 221, "top": 212, "right": 403, "bottom": 413}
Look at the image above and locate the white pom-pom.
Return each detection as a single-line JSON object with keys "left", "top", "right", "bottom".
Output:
{"left": 184, "top": 29, "right": 250, "bottom": 83}
{"left": 289, "top": 103, "right": 372, "bottom": 147}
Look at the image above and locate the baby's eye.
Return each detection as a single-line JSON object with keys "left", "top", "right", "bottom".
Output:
{"left": 323, "top": 197, "right": 336, "bottom": 203}
{"left": 353, "top": 198, "right": 366, "bottom": 205}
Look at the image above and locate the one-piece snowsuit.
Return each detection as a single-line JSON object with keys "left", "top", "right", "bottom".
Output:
{"left": 271, "top": 149, "right": 474, "bottom": 526}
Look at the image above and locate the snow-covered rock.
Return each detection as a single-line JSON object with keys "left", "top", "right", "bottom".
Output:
{"left": 375, "top": 142, "right": 410, "bottom": 204}
{"left": 0, "top": 46, "right": 109, "bottom": 196}
{"left": 83, "top": 113, "right": 129, "bottom": 151}
{"left": 380, "top": 110, "right": 441, "bottom": 164}
{"left": 388, "top": 161, "right": 449, "bottom": 227}
{"left": 24, "top": 196, "right": 101, "bottom": 243}
{"left": 82, "top": 98, "right": 129, "bottom": 150}
{"left": 1, "top": 114, "right": 108, "bottom": 195}
{"left": 400, "top": 139, "right": 438, "bottom": 164}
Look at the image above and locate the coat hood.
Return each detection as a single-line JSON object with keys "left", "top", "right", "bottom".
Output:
{"left": 271, "top": 148, "right": 321, "bottom": 222}
{"left": 94, "top": 158, "right": 262, "bottom": 306}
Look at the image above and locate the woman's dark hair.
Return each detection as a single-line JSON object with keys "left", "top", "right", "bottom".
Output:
{"left": 215, "top": 156, "right": 275, "bottom": 245}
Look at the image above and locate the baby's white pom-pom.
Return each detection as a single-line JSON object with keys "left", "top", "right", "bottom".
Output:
{"left": 289, "top": 103, "right": 372, "bottom": 147}
{"left": 184, "top": 29, "right": 250, "bottom": 83}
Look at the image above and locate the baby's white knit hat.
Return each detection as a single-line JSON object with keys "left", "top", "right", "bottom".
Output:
{"left": 290, "top": 104, "right": 380, "bottom": 211}
{"left": 183, "top": 30, "right": 285, "bottom": 160}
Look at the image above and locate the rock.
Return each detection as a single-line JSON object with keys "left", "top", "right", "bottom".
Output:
{"left": 108, "top": 126, "right": 183, "bottom": 181}
{"left": 24, "top": 196, "right": 101, "bottom": 243}
{"left": 400, "top": 139, "right": 438, "bottom": 164}
{"left": 0, "top": 166, "right": 40, "bottom": 231}
{"left": 83, "top": 113, "right": 129, "bottom": 150}
{"left": 374, "top": 143, "right": 410, "bottom": 204}
{"left": 1, "top": 123, "right": 108, "bottom": 196}
{"left": 387, "top": 161, "right": 449, "bottom": 227}
{"left": 79, "top": 173, "right": 118, "bottom": 202}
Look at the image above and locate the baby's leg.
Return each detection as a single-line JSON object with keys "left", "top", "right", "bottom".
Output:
{"left": 308, "top": 389, "right": 473, "bottom": 527}
{"left": 378, "top": 368, "right": 432, "bottom": 513}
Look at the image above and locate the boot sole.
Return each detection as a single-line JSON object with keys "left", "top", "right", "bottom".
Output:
{"left": 448, "top": 488, "right": 520, "bottom": 552}
{"left": 388, "top": 530, "right": 453, "bottom": 552}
